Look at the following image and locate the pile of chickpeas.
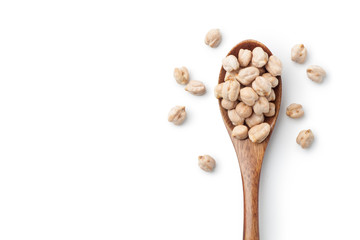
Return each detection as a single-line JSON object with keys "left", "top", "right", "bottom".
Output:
{"left": 214, "top": 47, "right": 282, "bottom": 143}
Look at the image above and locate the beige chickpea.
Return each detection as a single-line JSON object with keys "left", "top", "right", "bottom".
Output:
{"left": 253, "top": 97, "right": 270, "bottom": 115}
{"left": 252, "top": 76, "right": 271, "bottom": 97}
{"left": 240, "top": 87, "right": 259, "bottom": 106}
{"left": 238, "top": 49, "right": 252, "bottom": 67}
{"left": 252, "top": 47, "right": 268, "bottom": 68}
{"left": 262, "top": 73, "right": 278, "bottom": 88}
{"left": 174, "top": 67, "right": 189, "bottom": 85}
{"left": 225, "top": 71, "right": 237, "bottom": 81}
{"left": 307, "top": 65, "right": 326, "bottom": 83}
{"left": 248, "top": 123, "right": 271, "bottom": 143}
{"left": 291, "top": 44, "right": 307, "bottom": 63}
{"left": 286, "top": 103, "right": 304, "bottom": 118}
{"left": 264, "top": 102, "right": 275, "bottom": 117}
{"left": 235, "top": 102, "right": 253, "bottom": 118}
{"left": 245, "top": 113, "right": 264, "bottom": 128}
{"left": 232, "top": 125, "right": 248, "bottom": 140}
{"left": 185, "top": 80, "right": 206, "bottom": 95}
{"left": 266, "top": 89, "right": 276, "bottom": 101}
{"left": 236, "top": 66, "right": 260, "bottom": 85}
{"left": 222, "top": 55, "right": 240, "bottom": 72}
{"left": 198, "top": 155, "right": 216, "bottom": 172}
{"left": 296, "top": 129, "right": 314, "bottom": 148}
{"left": 168, "top": 106, "right": 186, "bottom": 125}
{"left": 214, "top": 83, "right": 223, "bottom": 99}
{"left": 222, "top": 80, "right": 240, "bottom": 101}
{"left": 228, "top": 109, "right": 244, "bottom": 125}
{"left": 221, "top": 99, "right": 237, "bottom": 110}
{"left": 265, "top": 55, "right": 282, "bottom": 76}
{"left": 204, "top": 29, "right": 222, "bottom": 48}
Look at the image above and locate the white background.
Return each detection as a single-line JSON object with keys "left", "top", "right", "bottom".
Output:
{"left": 0, "top": 0, "right": 359, "bottom": 239}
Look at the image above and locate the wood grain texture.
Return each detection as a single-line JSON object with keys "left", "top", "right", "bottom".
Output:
{"left": 218, "top": 40, "right": 282, "bottom": 240}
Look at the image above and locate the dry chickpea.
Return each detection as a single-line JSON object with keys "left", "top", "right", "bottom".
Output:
{"left": 307, "top": 65, "right": 326, "bottom": 83}
{"left": 232, "top": 125, "right": 248, "bottom": 140}
{"left": 252, "top": 47, "right": 268, "bottom": 68}
{"left": 198, "top": 155, "right": 216, "bottom": 172}
{"left": 253, "top": 97, "right": 270, "bottom": 115}
{"left": 286, "top": 103, "right": 304, "bottom": 118}
{"left": 221, "top": 99, "right": 237, "bottom": 110}
{"left": 291, "top": 44, "right": 307, "bottom": 63}
{"left": 252, "top": 76, "right": 271, "bottom": 97}
{"left": 248, "top": 123, "right": 271, "bottom": 143}
{"left": 174, "top": 67, "right": 189, "bottom": 85}
{"left": 222, "top": 55, "right": 240, "bottom": 72}
{"left": 240, "top": 87, "right": 259, "bottom": 106}
{"left": 238, "top": 49, "right": 252, "bottom": 67}
{"left": 222, "top": 80, "right": 240, "bottom": 101}
{"left": 262, "top": 73, "right": 278, "bottom": 88}
{"left": 168, "top": 106, "right": 186, "bottom": 125}
{"left": 235, "top": 102, "right": 252, "bottom": 118}
{"left": 225, "top": 71, "right": 237, "bottom": 81}
{"left": 214, "top": 83, "right": 223, "bottom": 99}
{"left": 264, "top": 102, "right": 275, "bottom": 117}
{"left": 185, "top": 80, "right": 206, "bottom": 95}
{"left": 265, "top": 55, "right": 282, "bottom": 76}
{"left": 266, "top": 89, "right": 276, "bottom": 101}
{"left": 236, "top": 66, "right": 260, "bottom": 85}
{"left": 296, "top": 129, "right": 314, "bottom": 148}
{"left": 245, "top": 113, "right": 264, "bottom": 128}
{"left": 228, "top": 109, "right": 244, "bottom": 125}
{"left": 204, "top": 29, "right": 222, "bottom": 48}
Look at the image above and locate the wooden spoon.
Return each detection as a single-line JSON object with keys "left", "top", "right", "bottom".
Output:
{"left": 218, "top": 39, "right": 282, "bottom": 240}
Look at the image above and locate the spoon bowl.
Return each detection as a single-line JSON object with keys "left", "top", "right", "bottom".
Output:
{"left": 218, "top": 39, "right": 282, "bottom": 240}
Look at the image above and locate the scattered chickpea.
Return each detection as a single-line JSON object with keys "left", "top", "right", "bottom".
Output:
{"left": 265, "top": 55, "right": 282, "bottom": 76}
{"left": 235, "top": 102, "right": 253, "bottom": 118}
{"left": 252, "top": 47, "right": 268, "bottom": 68}
{"left": 253, "top": 97, "right": 270, "bottom": 115}
{"left": 252, "top": 76, "right": 271, "bottom": 97}
{"left": 198, "top": 155, "right": 216, "bottom": 172}
{"left": 204, "top": 29, "right": 222, "bottom": 48}
{"left": 236, "top": 66, "right": 260, "bottom": 85}
{"left": 221, "top": 99, "right": 238, "bottom": 110}
{"left": 232, "top": 125, "right": 248, "bottom": 140}
{"left": 174, "top": 67, "right": 189, "bottom": 85}
{"left": 228, "top": 109, "right": 244, "bottom": 125}
{"left": 307, "top": 65, "right": 326, "bottom": 83}
{"left": 222, "top": 80, "right": 240, "bottom": 101}
{"left": 222, "top": 55, "right": 240, "bottom": 72}
{"left": 286, "top": 103, "right": 304, "bottom": 118}
{"left": 296, "top": 129, "right": 314, "bottom": 148}
{"left": 238, "top": 49, "right": 252, "bottom": 67}
{"left": 248, "top": 123, "right": 271, "bottom": 143}
{"left": 291, "top": 44, "right": 307, "bottom": 63}
{"left": 185, "top": 80, "right": 206, "bottom": 96}
{"left": 245, "top": 113, "right": 264, "bottom": 128}
{"left": 168, "top": 106, "right": 186, "bottom": 125}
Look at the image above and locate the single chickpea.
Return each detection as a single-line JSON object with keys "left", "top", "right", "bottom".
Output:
{"left": 222, "top": 80, "right": 240, "bottom": 101}
{"left": 291, "top": 44, "right": 307, "bottom": 63}
{"left": 253, "top": 97, "right": 270, "bottom": 115}
{"left": 264, "top": 102, "right": 275, "bottom": 117}
{"left": 235, "top": 102, "right": 253, "bottom": 118}
{"left": 252, "top": 76, "right": 271, "bottom": 97}
{"left": 286, "top": 103, "right": 304, "bottom": 118}
{"left": 236, "top": 66, "right": 260, "bottom": 85}
{"left": 245, "top": 113, "right": 264, "bottom": 128}
{"left": 266, "top": 89, "right": 276, "bottom": 101}
{"left": 248, "top": 123, "right": 271, "bottom": 143}
{"left": 214, "top": 83, "right": 224, "bottom": 99}
{"left": 228, "top": 109, "right": 244, "bottom": 125}
{"left": 240, "top": 87, "right": 259, "bottom": 106}
{"left": 307, "top": 65, "right": 326, "bottom": 83}
{"left": 222, "top": 55, "right": 240, "bottom": 72}
{"left": 265, "top": 55, "right": 282, "bottom": 76}
{"left": 232, "top": 125, "right": 248, "bottom": 140}
{"left": 225, "top": 71, "right": 237, "bottom": 81}
{"left": 185, "top": 80, "right": 206, "bottom": 95}
{"left": 221, "top": 99, "right": 238, "bottom": 110}
{"left": 174, "top": 67, "right": 190, "bottom": 85}
{"left": 238, "top": 49, "right": 252, "bottom": 67}
{"left": 252, "top": 47, "right": 268, "bottom": 68}
{"left": 168, "top": 106, "right": 186, "bottom": 125}
{"left": 198, "top": 155, "right": 216, "bottom": 172}
{"left": 262, "top": 73, "right": 278, "bottom": 88}
{"left": 296, "top": 129, "right": 314, "bottom": 148}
